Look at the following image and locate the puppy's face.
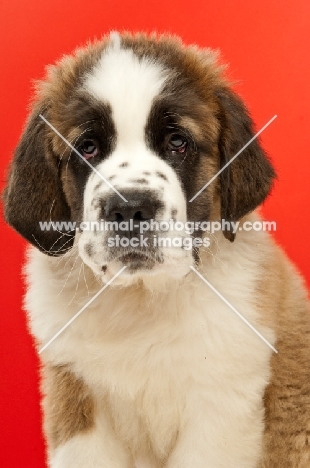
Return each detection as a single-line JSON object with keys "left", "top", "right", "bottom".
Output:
{"left": 76, "top": 37, "right": 221, "bottom": 281}
{"left": 4, "top": 33, "right": 275, "bottom": 284}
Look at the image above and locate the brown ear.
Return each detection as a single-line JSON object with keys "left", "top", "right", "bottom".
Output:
{"left": 216, "top": 88, "right": 276, "bottom": 241}
{"left": 3, "top": 107, "right": 74, "bottom": 255}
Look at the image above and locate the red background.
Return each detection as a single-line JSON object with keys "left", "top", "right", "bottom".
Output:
{"left": 0, "top": 1, "right": 309, "bottom": 466}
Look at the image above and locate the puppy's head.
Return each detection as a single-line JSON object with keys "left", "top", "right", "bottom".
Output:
{"left": 4, "top": 32, "right": 275, "bottom": 284}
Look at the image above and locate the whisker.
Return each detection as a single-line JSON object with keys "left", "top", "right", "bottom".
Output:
{"left": 75, "top": 119, "right": 97, "bottom": 129}
{"left": 65, "top": 260, "right": 84, "bottom": 308}
{"left": 47, "top": 230, "right": 74, "bottom": 253}
{"left": 63, "top": 246, "right": 79, "bottom": 269}
{"left": 56, "top": 252, "right": 80, "bottom": 297}
{"left": 31, "top": 235, "right": 65, "bottom": 256}
{"left": 82, "top": 262, "right": 90, "bottom": 297}
{"left": 59, "top": 127, "right": 92, "bottom": 161}
{"left": 55, "top": 245, "right": 77, "bottom": 269}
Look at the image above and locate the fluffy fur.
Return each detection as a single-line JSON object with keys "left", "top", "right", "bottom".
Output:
{"left": 4, "top": 32, "right": 310, "bottom": 467}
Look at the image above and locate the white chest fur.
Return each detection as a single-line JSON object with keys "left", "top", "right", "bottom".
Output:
{"left": 24, "top": 228, "right": 275, "bottom": 467}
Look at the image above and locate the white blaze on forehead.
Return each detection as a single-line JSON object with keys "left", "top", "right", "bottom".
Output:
{"left": 84, "top": 42, "right": 168, "bottom": 145}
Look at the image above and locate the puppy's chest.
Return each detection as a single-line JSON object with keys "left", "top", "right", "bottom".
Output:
{"left": 30, "top": 251, "right": 273, "bottom": 456}
{"left": 47, "top": 267, "right": 270, "bottom": 400}
{"left": 69, "top": 287, "right": 266, "bottom": 402}
{"left": 103, "top": 369, "right": 183, "bottom": 459}
{"left": 68, "top": 302, "right": 211, "bottom": 457}
{"left": 70, "top": 293, "right": 268, "bottom": 461}
{"left": 73, "top": 304, "right": 211, "bottom": 393}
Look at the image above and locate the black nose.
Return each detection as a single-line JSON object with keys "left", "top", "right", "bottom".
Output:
{"left": 104, "top": 192, "right": 162, "bottom": 237}
{"left": 105, "top": 196, "right": 156, "bottom": 223}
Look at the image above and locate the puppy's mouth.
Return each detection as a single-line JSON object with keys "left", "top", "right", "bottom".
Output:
{"left": 117, "top": 251, "right": 157, "bottom": 271}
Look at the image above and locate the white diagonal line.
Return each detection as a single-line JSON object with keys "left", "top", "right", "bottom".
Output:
{"left": 39, "top": 114, "right": 128, "bottom": 202}
{"left": 39, "top": 266, "right": 127, "bottom": 354}
{"left": 189, "top": 114, "right": 277, "bottom": 203}
{"left": 190, "top": 266, "right": 277, "bottom": 353}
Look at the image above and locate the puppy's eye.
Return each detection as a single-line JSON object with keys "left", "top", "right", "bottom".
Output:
{"left": 79, "top": 139, "right": 99, "bottom": 159}
{"left": 167, "top": 134, "right": 187, "bottom": 153}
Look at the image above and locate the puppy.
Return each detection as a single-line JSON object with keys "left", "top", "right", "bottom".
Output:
{"left": 4, "top": 32, "right": 310, "bottom": 468}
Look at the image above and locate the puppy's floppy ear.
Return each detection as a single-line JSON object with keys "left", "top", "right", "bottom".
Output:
{"left": 216, "top": 88, "right": 276, "bottom": 242}
{"left": 3, "top": 106, "right": 74, "bottom": 255}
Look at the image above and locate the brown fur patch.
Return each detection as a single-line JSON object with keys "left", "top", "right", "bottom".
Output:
{"left": 3, "top": 109, "right": 74, "bottom": 255}
{"left": 36, "top": 38, "right": 108, "bottom": 110}
{"left": 42, "top": 365, "right": 94, "bottom": 450}
{"left": 178, "top": 116, "right": 205, "bottom": 141}
{"left": 255, "top": 248, "right": 310, "bottom": 466}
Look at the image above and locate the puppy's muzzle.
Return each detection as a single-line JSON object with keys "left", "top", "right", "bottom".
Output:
{"left": 101, "top": 190, "right": 164, "bottom": 271}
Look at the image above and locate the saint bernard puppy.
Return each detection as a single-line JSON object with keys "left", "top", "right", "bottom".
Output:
{"left": 4, "top": 32, "right": 310, "bottom": 468}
